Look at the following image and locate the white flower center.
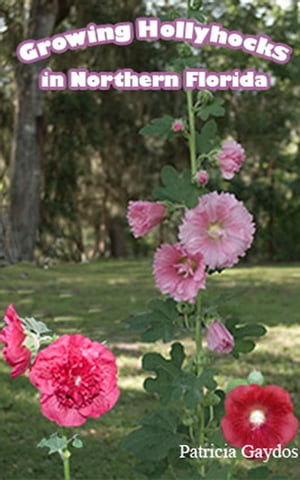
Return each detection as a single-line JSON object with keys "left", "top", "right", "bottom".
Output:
{"left": 249, "top": 409, "right": 266, "bottom": 426}
{"left": 75, "top": 376, "right": 82, "bottom": 386}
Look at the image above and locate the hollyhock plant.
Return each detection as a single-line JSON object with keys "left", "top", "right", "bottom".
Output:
{"left": 221, "top": 384, "right": 298, "bottom": 459}
{"left": 217, "top": 139, "right": 245, "bottom": 180}
{"left": 29, "top": 334, "right": 119, "bottom": 427}
{"left": 207, "top": 320, "right": 234, "bottom": 354}
{"left": 179, "top": 191, "right": 255, "bottom": 270}
{"left": 0, "top": 304, "right": 31, "bottom": 378}
{"left": 153, "top": 243, "right": 206, "bottom": 302}
{"left": 127, "top": 200, "right": 166, "bottom": 238}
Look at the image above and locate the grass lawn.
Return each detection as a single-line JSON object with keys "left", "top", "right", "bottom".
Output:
{"left": 0, "top": 260, "right": 299, "bottom": 480}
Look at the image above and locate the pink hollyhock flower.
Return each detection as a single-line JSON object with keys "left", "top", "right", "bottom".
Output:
{"left": 217, "top": 139, "right": 245, "bottom": 180}
{"left": 0, "top": 305, "right": 31, "bottom": 378}
{"left": 179, "top": 192, "right": 255, "bottom": 269}
{"left": 127, "top": 201, "right": 166, "bottom": 238}
{"left": 153, "top": 243, "right": 206, "bottom": 302}
{"left": 172, "top": 120, "right": 184, "bottom": 132}
{"left": 221, "top": 384, "right": 298, "bottom": 460}
{"left": 197, "top": 170, "right": 209, "bottom": 186}
{"left": 207, "top": 321, "right": 234, "bottom": 354}
{"left": 29, "top": 334, "right": 119, "bottom": 427}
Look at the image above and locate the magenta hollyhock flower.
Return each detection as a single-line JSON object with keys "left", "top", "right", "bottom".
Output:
{"left": 0, "top": 305, "right": 31, "bottom": 378}
{"left": 221, "top": 384, "right": 298, "bottom": 460}
{"left": 197, "top": 170, "right": 209, "bottom": 186}
{"left": 127, "top": 201, "right": 166, "bottom": 238}
{"left": 172, "top": 120, "right": 184, "bottom": 132}
{"left": 153, "top": 243, "right": 206, "bottom": 302}
{"left": 179, "top": 192, "right": 255, "bottom": 270}
{"left": 207, "top": 321, "right": 234, "bottom": 354}
{"left": 29, "top": 334, "right": 119, "bottom": 427}
{"left": 217, "top": 139, "right": 245, "bottom": 180}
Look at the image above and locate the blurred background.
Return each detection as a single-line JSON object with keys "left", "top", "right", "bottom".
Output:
{"left": 0, "top": 0, "right": 299, "bottom": 266}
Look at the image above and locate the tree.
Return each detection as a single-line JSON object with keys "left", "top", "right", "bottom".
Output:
{"left": 1, "top": 0, "right": 73, "bottom": 262}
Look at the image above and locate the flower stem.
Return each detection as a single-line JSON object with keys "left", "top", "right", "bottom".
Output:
{"left": 195, "top": 294, "right": 205, "bottom": 477}
{"left": 186, "top": 89, "right": 197, "bottom": 178}
{"left": 61, "top": 427, "right": 71, "bottom": 480}
{"left": 195, "top": 294, "right": 202, "bottom": 355}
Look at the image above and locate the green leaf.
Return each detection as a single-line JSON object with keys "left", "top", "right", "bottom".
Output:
{"left": 246, "top": 466, "right": 270, "bottom": 479}
{"left": 207, "top": 429, "right": 227, "bottom": 447}
{"left": 174, "top": 372, "right": 203, "bottom": 409}
{"left": 189, "top": 11, "right": 206, "bottom": 23}
{"left": 139, "top": 115, "right": 175, "bottom": 140}
{"left": 37, "top": 433, "right": 67, "bottom": 455}
{"left": 197, "top": 97, "right": 225, "bottom": 121}
{"left": 135, "top": 459, "right": 168, "bottom": 478}
{"left": 232, "top": 339, "right": 255, "bottom": 358}
{"left": 226, "top": 378, "right": 249, "bottom": 393}
{"left": 234, "top": 324, "right": 267, "bottom": 339}
{"left": 22, "top": 316, "right": 51, "bottom": 335}
{"left": 206, "top": 463, "right": 231, "bottom": 479}
{"left": 225, "top": 317, "right": 239, "bottom": 333}
{"left": 153, "top": 165, "right": 200, "bottom": 208}
{"left": 213, "top": 389, "right": 225, "bottom": 421}
{"left": 122, "top": 409, "right": 188, "bottom": 465}
{"left": 72, "top": 437, "right": 83, "bottom": 449}
{"left": 199, "top": 368, "right": 218, "bottom": 390}
{"left": 143, "top": 343, "right": 185, "bottom": 405}
{"left": 196, "top": 120, "right": 220, "bottom": 154}
{"left": 129, "top": 298, "right": 178, "bottom": 343}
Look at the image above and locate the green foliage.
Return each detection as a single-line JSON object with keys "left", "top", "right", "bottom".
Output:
{"left": 225, "top": 318, "right": 267, "bottom": 358}
{"left": 143, "top": 342, "right": 185, "bottom": 404}
{"left": 139, "top": 115, "right": 175, "bottom": 140}
{"left": 226, "top": 378, "right": 249, "bottom": 393}
{"left": 122, "top": 409, "right": 188, "bottom": 477}
{"left": 37, "top": 433, "right": 83, "bottom": 457}
{"left": 37, "top": 433, "right": 67, "bottom": 456}
{"left": 129, "top": 298, "right": 178, "bottom": 343}
{"left": 153, "top": 165, "right": 200, "bottom": 208}
{"left": 21, "top": 316, "right": 51, "bottom": 335}
{"left": 143, "top": 343, "right": 219, "bottom": 408}
{"left": 196, "top": 119, "right": 220, "bottom": 154}
{"left": 245, "top": 466, "right": 289, "bottom": 479}
{"left": 196, "top": 97, "right": 225, "bottom": 121}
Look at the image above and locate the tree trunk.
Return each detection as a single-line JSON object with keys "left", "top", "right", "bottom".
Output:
{"left": 108, "top": 217, "right": 128, "bottom": 258}
{"left": 9, "top": 0, "right": 72, "bottom": 262}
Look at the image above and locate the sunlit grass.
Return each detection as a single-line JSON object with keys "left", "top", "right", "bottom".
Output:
{"left": 0, "top": 260, "right": 299, "bottom": 479}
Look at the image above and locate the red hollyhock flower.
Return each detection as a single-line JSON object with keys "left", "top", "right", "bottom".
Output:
{"left": 221, "top": 384, "right": 298, "bottom": 459}
{"left": 29, "top": 334, "right": 119, "bottom": 427}
{"left": 0, "top": 304, "right": 31, "bottom": 378}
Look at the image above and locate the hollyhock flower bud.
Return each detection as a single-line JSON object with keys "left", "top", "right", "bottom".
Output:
{"left": 153, "top": 243, "right": 206, "bottom": 303}
{"left": 216, "top": 139, "right": 245, "bottom": 180}
{"left": 0, "top": 305, "right": 31, "bottom": 378}
{"left": 197, "top": 170, "right": 209, "bottom": 186}
{"left": 172, "top": 119, "right": 184, "bottom": 132}
{"left": 207, "top": 321, "right": 234, "bottom": 354}
{"left": 127, "top": 201, "right": 166, "bottom": 238}
{"left": 29, "top": 334, "right": 119, "bottom": 427}
{"left": 248, "top": 370, "right": 264, "bottom": 386}
{"left": 221, "top": 384, "right": 299, "bottom": 460}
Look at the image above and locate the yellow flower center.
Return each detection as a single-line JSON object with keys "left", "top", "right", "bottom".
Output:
{"left": 207, "top": 222, "right": 225, "bottom": 240}
{"left": 249, "top": 409, "right": 266, "bottom": 426}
